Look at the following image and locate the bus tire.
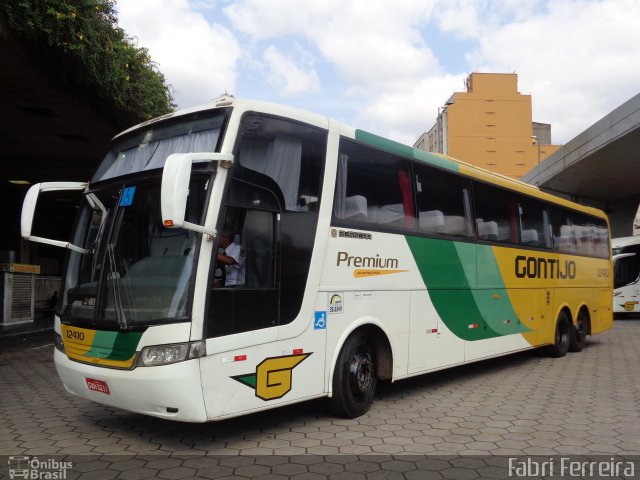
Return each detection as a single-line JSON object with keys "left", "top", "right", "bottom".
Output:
{"left": 328, "top": 332, "right": 377, "bottom": 418}
{"left": 569, "top": 310, "right": 588, "bottom": 352}
{"left": 545, "top": 312, "right": 570, "bottom": 358}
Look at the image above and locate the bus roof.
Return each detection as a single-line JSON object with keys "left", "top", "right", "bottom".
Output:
{"left": 350, "top": 129, "right": 607, "bottom": 221}
{"left": 113, "top": 96, "right": 608, "bottom": 221}
{"left": 113, "top": 95, "right": 330, "bottom": 140}
{"left": 612, "top": 236, "right": 640, "bottom": 248}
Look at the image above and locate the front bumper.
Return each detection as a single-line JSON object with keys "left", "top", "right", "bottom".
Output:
{"left": 54, "top": 349, "right": 207, "bottom": 422}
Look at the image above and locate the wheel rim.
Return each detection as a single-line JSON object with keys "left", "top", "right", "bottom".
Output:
{"left": 557, "top": 319, "right": 569, "bottom": 347}
{"left": 576, "top": 316, "right": 586, "bottom": 341}
{"left": 349, "top": 350, "right": 374, "bottom": 402}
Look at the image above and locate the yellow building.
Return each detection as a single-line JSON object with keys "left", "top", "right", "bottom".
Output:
{"left": 415, "top": 72, "right": 560, "bottom": 180}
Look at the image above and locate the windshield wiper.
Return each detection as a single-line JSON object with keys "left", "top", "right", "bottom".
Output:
{"left": 106, "top": 242, "right": 128, "bottom": 330}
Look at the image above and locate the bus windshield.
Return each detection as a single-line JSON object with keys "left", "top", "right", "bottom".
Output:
{"left": 61, "top": 177, "right": 208, "bottom": 327}
{"left": 59, "top": 108, "right": 228, "bottom": 327}
{"left": 614, "top": 253, "right": 640, "bottom": 289}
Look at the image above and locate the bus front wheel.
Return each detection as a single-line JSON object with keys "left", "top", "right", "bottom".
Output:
{"left": 545, "top": 312, "right": 570, "bottom": 358}
{"left": 328, "top": 332, "right": 377, "bottom": 418}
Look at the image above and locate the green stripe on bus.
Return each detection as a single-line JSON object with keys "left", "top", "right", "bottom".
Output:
{"left": 473, "top": 245, "right": 530, "bottom": 335}
{"left": 412, "top": 148, "right": 459, "bottom": 171}
{"left": 406, "top": 236, "right": 530, "bottom": 339}
{"left": 405, "top": 236, "right": 499, "bottom": 340}
{"left": 84, "top": 330, "right": 118, "bottom": 358}
{"left": 355, "top": 129, "right": 459, "bottom": 172}
{"left": 107, "top": 331, "right": 144, "bottom": 360}
{"left": 84, "top": 330, "right": 142, "bottom": 360}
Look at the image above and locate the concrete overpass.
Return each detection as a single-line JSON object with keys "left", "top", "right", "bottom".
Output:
{"left": 0, "top": 28, "right": 120, "bottom": 280}
{"left": 0, "top": 4, "right": 173, "bottom": 275}
{"left": 523, "top": 93, "right": 640, "bottom": 237}
{"left": 0, "top": 5, "right": 173, "bottom": 326}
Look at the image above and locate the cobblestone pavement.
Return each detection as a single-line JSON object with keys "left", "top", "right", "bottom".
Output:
{"left": 1, "top": 320, "right": 639, "bottom": 479}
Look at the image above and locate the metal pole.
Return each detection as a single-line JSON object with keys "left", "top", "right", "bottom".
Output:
{"left": 531, "top": 135, "right": 540, "bottom": 164}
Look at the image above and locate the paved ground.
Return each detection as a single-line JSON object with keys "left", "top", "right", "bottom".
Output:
{"left": 1, "top": 319, "right": 639, "bottom": 479}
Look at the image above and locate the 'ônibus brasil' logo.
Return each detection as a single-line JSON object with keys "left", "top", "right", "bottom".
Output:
{"left": 232, "top": 353, "right": 311, "bottom": 401}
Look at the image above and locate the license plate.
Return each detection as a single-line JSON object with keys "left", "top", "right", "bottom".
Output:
{"left": 85, "top": 378, "right": 110, "bottom": 395}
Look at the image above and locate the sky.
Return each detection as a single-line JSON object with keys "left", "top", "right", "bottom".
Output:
{"left": 116, "top": 0, "right": 640, "bottom": 147}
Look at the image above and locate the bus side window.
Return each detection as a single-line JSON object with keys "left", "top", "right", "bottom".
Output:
{"left": 573, "top": 214, "right": 596, "bottom": 256}
{"left": 473, "top": 183, "right": 518, "bottom": 244}
{"left": 333, "top": 140, "right": 415, "bottom": 231}
{"left": 518, "top": 197, "right": 551, "bottom": 249}
{"left": 550, "top": 207, "right": 609, "bottom": 258}
{"left": 550, "top": 207, "right": 576, "bottom": 254}
{"left": 593, "top": 223, "right": 609, "bottom": 258}
{"left": 415, "top": 165, "right": 473, "bottom": 238}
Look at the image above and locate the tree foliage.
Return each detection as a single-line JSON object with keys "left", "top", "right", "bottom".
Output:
{"left": 3, "top": 0, "right": 175, "bottom": 127}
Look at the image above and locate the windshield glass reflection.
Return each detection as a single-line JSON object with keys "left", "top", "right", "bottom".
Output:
{"left": 62, "top": 178, "right": 208, "bottom": 326}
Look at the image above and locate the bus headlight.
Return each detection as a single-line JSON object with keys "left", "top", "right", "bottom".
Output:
{"left": 137, "top": 341, "right": 206, "bottom": 367}
{"left": 54, "top": 332, "right": 66, "bottom": 353}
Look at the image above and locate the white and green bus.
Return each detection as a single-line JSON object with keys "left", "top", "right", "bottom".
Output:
{"left": 22, "top": 96, "right": 613, "bottom": 422}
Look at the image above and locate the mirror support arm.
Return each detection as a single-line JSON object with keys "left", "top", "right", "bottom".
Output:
{"left": 27, "top": 236, "right": 88, "bottom": 254}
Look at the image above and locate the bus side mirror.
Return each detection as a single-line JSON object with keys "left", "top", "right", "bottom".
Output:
{"left": 161, "top": 152, "right": 234, "bottom": 237}
{"left": 21, "top": 182, "right": 88, "bottom": 252}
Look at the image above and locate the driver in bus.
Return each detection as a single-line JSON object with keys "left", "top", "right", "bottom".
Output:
{"left": 215, "top": 227, "right": 245, "bottom": 287}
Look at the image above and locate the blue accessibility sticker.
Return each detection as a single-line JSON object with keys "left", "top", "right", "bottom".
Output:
{"left": 119, "top": 186, "right": 136, "bottom": 207}
{"left": 314, "top": 311, "right": 327, "bottom": 330}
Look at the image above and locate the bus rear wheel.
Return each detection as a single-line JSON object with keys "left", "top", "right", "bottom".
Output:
{"left": 328, "top": 332, "right": 377, "bottom": 418}
{"left": 545, "top": 312, "right": 570, "bottom": 358}
{"left": 569, "top": 310, "right": 588, "bottom": 352}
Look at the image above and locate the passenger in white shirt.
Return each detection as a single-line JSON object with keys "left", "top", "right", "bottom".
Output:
{"left": 216, "top": 229, "right": 245, "bottom": 287}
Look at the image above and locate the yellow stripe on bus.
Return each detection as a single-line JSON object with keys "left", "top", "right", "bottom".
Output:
{"left": 61, "top": 324, "right": 97, "bottom": 355}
